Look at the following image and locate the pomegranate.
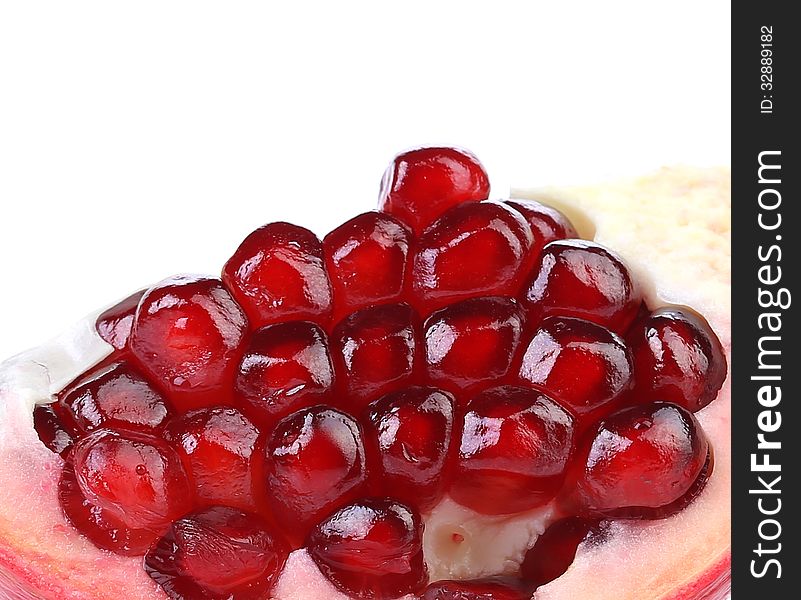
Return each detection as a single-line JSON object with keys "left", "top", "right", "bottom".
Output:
{"left": 0, "top": 150, "right": 729, "bottom": 600}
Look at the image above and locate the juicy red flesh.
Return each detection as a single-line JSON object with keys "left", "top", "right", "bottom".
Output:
{"left": 265, "top": 406, "right": 367, "bottom": 544}
{"left": 59, "top": 361, "right": 171, "bottom": 434}
{"left": 307, "top": 499, "right": 427, "bottom": 599}
{"left": 567, "top": 402, "right": 710, "bottom": 518}
{"left": 422, "top": 577, "right": 533, "bottom": 600}
{"left": 451, "top": 386, "right": 575, "bottom": 515}
{"left": 413, "top": 201, "right": 533, "bottom": 313}
{"left": 518, "top": 317, "right": 633, "bottom": 417}
{"left": 144, "top": 506, "right": 288, "bottom": 600}
{"left": 164, "top": 407, "right": 263, "bottom": 512}
{"left": 32, "top": 145, "right": 726, "bottom": 595}
{"left": 324, "top": 211, "right": 413, "bottom": 323}
{"left": 628, "top": 307, "right": 727, "bottom": 412}
{"left": 424, "top": 297, "right": 526, "bottom": 396}
{"left": 525, "top": 239, "right": 642, "bottom": 334}
{"left": 129, "top": 275, "right": 248, "bottom": 413}
{"left": 69, "top": 429, "right": 193, "bottom": 531}
{"left": 332, "top": 303, "right": 420, "bottom": 411}
{"left": 378, "top": 146, "right": 490, "bottom": 235}
{"left": 222, "top": 222, "right": 332, "bottom": 328}
{"left": 235, "top": 321, "right": 335, "bottom": 428}
{"left": 95, "top": 289, "right": 146, "bottom": 350}
{"left": 364, "top": 386, "right": 455, "bottom": 511}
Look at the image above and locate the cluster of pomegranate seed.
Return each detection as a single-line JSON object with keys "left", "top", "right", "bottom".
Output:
{"left": 34, "top": 146, "right": 727, "bottom": 600}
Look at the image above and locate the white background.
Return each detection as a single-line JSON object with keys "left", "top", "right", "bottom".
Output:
{"left": 0, "top": 1, "right": 730, "bottom": 359}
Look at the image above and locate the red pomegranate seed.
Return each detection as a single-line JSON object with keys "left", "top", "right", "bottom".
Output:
{"left": 504, "top": 199, "right": 578, "bottom": 270}
{"left": 331, "top": 303, "right": 421, "bottom": 411}
{"left": 518, "top": 317, "right": 633, "bottom": 416}
{"left": 628, "top": 307, "right": 727, "bottom": 412}
{"left": 451, "top": 386, "right": 574, "bottom": 515}
{"left": 520, "top": 517, "right": 604, "bottom": 589}
{"left": 95, "top": 289, "right": 146, "bottom": 350}
{"left": 59, "top": 462, "right": 156, "bottom": 555}
{"left": 324, "top": 211, "right": 413, "bottom": 323}
{"left": 307, "top": 498, "right": 428, "bottom": 599}
{"left": 524, "top": 239, "right": 641, "bottom": 334}
{"left": 58, "top": 361, "right": 171, "bottom": 434}
{"left": 265, "top": 406, "right": 367, "bottom": 544}
{"left": 129, "top": 275, "right": 248, "bottom": 413}
{"left": 422, "top": 577, "right": 532, "bottom": 600}
{"left": 378, "top": 146, "right": 490, "bottom": 234}
{"left": 363, "top": 386, "right": 455, "bottom": 511}
{"left": 222, "top": 222, "right": 332, "bottom": 328}
{"left": 144, "top": 506, "right": 288, "bottom": 600}
{"left": 33, "top": 404, "right": 77, "bottom": 457}
{"left": 413, "top": 201, "right": 533, "bottom": 313}
{"left": 567, "top": 402, "right": 710, "bottom": 518}
{"left": 164, "top": 407, "right": 263, "bottom": 513}
{"left": 235, "top": 321, "right": 335, "bottom": 428}
{"left": 424, "top": 297, "right": 525, "bottom": 396}
{"left": 71, "top": 429, "right": 193, "bottom": 531}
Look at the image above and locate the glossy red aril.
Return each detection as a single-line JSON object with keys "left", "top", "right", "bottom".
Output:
{"left": 95, "top": 289, "right": 146, "bottom": 350}
{"left": 266, "top": 406, "right": 366, "bottom": 543}
{"left": 70, "top": 429, "right": 193, "bottom": 531}
{"left": 129, "top": 275, "right": 248, "bottom": 412}
{"left": 33, "top": 404, "right": 77, "bottom": 457}
{"left": 331, "top": 303, "right": 420, "bottom": 411}
{"left": 378, "top": 147, "right": 490, "bottom": 234}
{"left": 518, "top": 317, "right": 633, "bottom": 416}
{"left": 59, "top": 362, "right": 171, "bottom": 434}
{"left": 324, "top": 211, "right": 413, "bottom": 322}
{"left": 235, "top": 321, "right": 335, "bottom": 427}
{"left": 628, "top": 307, "right": 727, "bottom": 412}
{"left": 164, "top": 407, "right": 263, "bottom": 512}
{"left": 451, "top": 386, "right": 574, "bottom": 515}
{"left": 59, "top": 462, "right": 156, "bottom": 556}
{"left": 422, "top": 577, "right": 532, "bottom": 600}
{"left": 520, "top": 517, "right": 603, "bottom": 588}
{"left": 424, "top": 297, "right": 525, "bottom": 396}
{"left": 504, "top": 199, "right": 578, "bottom": 266}
{"left": 363, "top": 386, "right": 455, "bottom": 511}
{"left": 144, "top": 506, "right": 288, "bottom": 600}
{"left": 413, "top": 201, "right": 533, "bottom": 313}
{"left": 308, "top": 498, "right": 427, "bottom": 599}
{"left": 568, "top": 402, "right": 710, "bottom": 518}
{"left": 222, "top": 222, "right": 332, "bottom": 328}
{"left": 525, "top": 239, "right": 641, "bottom": 334}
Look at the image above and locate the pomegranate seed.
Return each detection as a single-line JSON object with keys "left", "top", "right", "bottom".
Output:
{"left": 451, "top": 386, "right": 574, "bottom": 515}
{"left": 413, "top": 201, "right": 533, "bottom": 313}
{"left": 164, "top": 407, "right": 263, "bottom": 512}
{"left": 422, "top": 577, "right": 532, "bottom": 600}
{"left": 331, "top": 303, "right": 421, "bottom": 411}
{"left": 307, "top": 498, "right": 428, "bottom": 599}
{"left": 95, "top": 289, "right": 146, "bottom": 350}
{"left": 424, "top": 296, "right": 525, "bottom": 396}
{"left": 71, "top": 429, "right": 193, "bottom": 531}
{"left": 504, "top": 199, "right": 578, "bottom": 273}
{"left": 33, "top": 404, "right": 77, "bottom": 457}
{"left": 129, "top": 275, "right": 248, "bottom": 413}
{"left": 222, "top": 222, "right": 332, "bottom": 328}
{"left": 524, "top": 239, "right": 641, "bottom": 333}
{"left": 518, "top": 317, "right": 633, "bottom": 416}
{"left": 59, "top": 361, "right": 171, "bottom": 434}
{"left": 363, "top": 386, "right": 455, "bottom": 511}
{"left": 628, "top": 307, "right": 727, "bottom": 412}
{"left": 235, "top": 321, "right": 335, "bottom": 428}
{"left": 59, "top": 462, "right": 156, "bottom": 555}
{"left": 265, "top": 406, "right": 367, "bottom": 544}
{"left": 567, "top": 402, "right": 710, "bottom": 518}
{"left": 378, "top": 146, "right": 490, "bottom": 234}
{"left": 324, "top": 211, "right": 413, "bottom": 323}
{"left": 520, "top": 517, "right": 604, "bottom": 589}
{"left": 144, "top": 506, "right": 288, "bottom": 600}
